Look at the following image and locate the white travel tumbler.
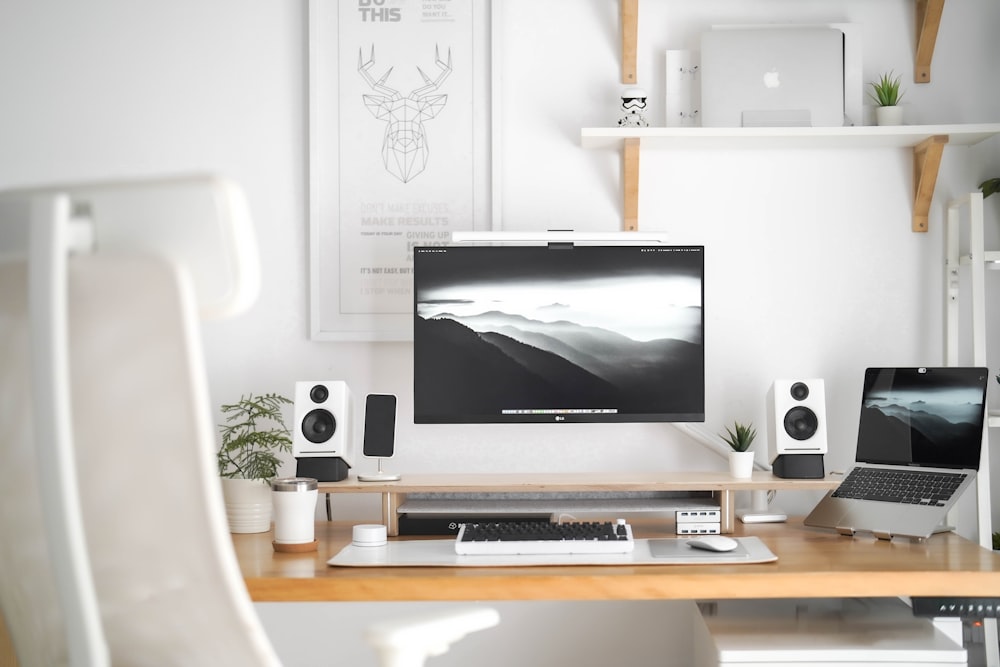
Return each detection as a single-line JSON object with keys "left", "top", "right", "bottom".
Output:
{"left": 271, "top": 477, "right": 318, "bottom": 551}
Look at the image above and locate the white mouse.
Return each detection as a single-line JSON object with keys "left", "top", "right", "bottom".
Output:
{"left": 687, "top": 535, "right": 739, "bottom": 552}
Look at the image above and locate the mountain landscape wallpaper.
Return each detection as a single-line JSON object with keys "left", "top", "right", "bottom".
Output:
{"left": 412, "top": 246, "right": 704, "bottom": 423}
{"left": 856, "top": 369, "right": 987, "bottom": 468}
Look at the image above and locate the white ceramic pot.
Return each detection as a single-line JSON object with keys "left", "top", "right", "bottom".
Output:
{"left": 875, "top": 105, "right": 903, "bottom": 126}
{"left": 728, "top": 450, "right": 755, "bottom": 479}
{"left": 220, "top": 477, "right": 272, "bottom": 533}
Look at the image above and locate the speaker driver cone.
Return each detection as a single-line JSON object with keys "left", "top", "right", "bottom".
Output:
{"left": 309, "top": 384, "right": 329, "bottom": 403}
{"left": 302, "top": 409, "right": 336, "bottom": 443}
{"left": 783, "top": 406, "right": 818, "bottom": 441}
{"left": 789, "top": 381, "right": 810, "bottom": 401}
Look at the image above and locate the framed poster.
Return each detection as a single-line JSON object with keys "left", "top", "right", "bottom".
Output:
{"left": 309, "top": 0, "right": 494, "bottom": 341}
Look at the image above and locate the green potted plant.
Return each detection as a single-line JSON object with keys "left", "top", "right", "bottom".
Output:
{"left": 721, "top": 421, "right": 756, "bottom": 479}
{"left": 217, "top": 392, "right": 293, "bottom": 533}
{"left": 868, "top": 71, "right": 904, "bottom": 126}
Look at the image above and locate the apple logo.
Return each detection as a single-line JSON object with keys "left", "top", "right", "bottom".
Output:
{"left": 763, "top": 69, "right": 781, "bottom": 89}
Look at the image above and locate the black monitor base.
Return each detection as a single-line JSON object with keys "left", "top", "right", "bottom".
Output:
{"left": 296, "top": 457, "right": 350, "bottom": 482}
{"left": 771, "top": 454, "right": 825, "bottom": 479}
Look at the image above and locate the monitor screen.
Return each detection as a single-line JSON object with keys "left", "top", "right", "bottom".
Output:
{"left": 413, "top": 244, "right": 705, "bottom": 423}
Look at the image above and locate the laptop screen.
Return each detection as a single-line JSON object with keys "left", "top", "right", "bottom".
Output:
{"left": 856, "top": 367, "right": 988, "bottom": 470}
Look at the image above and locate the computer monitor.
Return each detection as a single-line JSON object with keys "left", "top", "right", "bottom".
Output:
{"left": 412, "top": 244, "right": 704, "bottom": 424}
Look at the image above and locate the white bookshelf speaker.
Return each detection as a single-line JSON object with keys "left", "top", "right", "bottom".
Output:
{"left": 767, "top": 379, "right": 827, "bottom": 479}
{"left": 292, "top": 380, "right": 352, "bottom": 481}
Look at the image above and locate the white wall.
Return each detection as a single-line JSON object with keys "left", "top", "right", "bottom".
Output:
{"left": 2, "top": 1, "right": 999, "bottom": 665}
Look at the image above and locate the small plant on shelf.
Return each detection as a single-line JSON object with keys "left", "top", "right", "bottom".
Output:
{"left": 217, "top": 393, "right": 293, "bottom": 481}
{"left": 868, "top": 71, "right": 904, "bottom": 107}
{"left": 721, "top": 421, "right": 756, "bottom": 453}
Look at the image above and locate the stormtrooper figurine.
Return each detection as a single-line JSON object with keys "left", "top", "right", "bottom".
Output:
{"left": 618, "top": 86, "right": 649, "bottom": 128}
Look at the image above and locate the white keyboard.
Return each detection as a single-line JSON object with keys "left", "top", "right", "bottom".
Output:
{"left": 454, "top": 519, "right": 635, "bottom": 556}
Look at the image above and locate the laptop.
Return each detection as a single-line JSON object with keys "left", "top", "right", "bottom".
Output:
{"left": 805, "top": 367, "right": 988, "bottom": 541}
{"left": 700, "top": 27, "right": 845, "bottom": 127}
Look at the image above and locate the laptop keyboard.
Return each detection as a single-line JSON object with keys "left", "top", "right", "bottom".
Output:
{"left": 832, "top": 467, "right": 967, "bottom": 507}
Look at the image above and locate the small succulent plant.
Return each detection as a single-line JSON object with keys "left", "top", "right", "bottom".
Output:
{"left": 868, "top": 71, "right": 904, "bottom": 107}
{"left": 721, "top": 421, "right": 756, "bottom": 453}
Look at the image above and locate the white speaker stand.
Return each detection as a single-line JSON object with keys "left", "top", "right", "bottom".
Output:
{"left": 358, "top": 458, "right": 401, "bottom": 482}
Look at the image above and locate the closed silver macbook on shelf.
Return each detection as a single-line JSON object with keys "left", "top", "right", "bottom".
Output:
{"left": 700, "top": 27, "right": 845, "bottom": 128}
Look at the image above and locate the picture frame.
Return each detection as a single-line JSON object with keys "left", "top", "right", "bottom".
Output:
{"left": 308, "top": 0, "right": 495, "bottom": 341}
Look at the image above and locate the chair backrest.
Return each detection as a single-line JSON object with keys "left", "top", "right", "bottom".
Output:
{"left": 0, "top": 173, "right": 282, "bottom": 666}
{"left": 0, "top": 259, "right": 68, "bottom": 664}
{"left": 0, "top": 251, "right": 282, "bottom": 666}
{"left": 0, "top": 177, "right": 497, "bottom": 667}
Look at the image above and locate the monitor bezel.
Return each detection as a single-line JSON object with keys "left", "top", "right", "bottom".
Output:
{"left": 412, "top": 243, "right": 706, "bottom": 425}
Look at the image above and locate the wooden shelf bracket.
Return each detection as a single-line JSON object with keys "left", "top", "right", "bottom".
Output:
{"left": 621, "top": 0, "right": 638, "bottom": 85}
{"left": 915, "top": 0, "right": 945, "bottom": 83}
{"left": 912, "top": 134, "right": 948, "bottom": 232}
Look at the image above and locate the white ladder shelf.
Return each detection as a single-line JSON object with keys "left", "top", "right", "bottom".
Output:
{"left": 944, "top": 191, "right": 993, "bottom": 546}
{"left": 944, "top": 191, "right": 998, "bottom": 666}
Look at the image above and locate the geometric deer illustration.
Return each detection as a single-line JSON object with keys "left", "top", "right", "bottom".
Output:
{"left": 358, "top": 45, "right": 452, "bottom": 183}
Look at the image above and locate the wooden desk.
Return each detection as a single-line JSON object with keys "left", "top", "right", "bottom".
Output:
{"left": 235, "top": 518, "right": 1000, "bottom": 603}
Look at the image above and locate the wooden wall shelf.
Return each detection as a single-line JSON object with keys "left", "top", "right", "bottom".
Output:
{"left": 619, "top": 0, "right": 946, "bottom": 85}
{"left": 318, "top": 471, "right": 841, "bottom": 536}
{"left": 581, "top": 124, "right": 1000, "bottom": 233}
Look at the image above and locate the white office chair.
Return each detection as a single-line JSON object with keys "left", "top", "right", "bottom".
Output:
{"left": 0, "top": 176, "right": 497, "bottom": 666}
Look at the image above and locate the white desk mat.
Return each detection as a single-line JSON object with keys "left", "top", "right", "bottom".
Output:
{"left": 327, "top": 536, "right": 777, "bottom": 567}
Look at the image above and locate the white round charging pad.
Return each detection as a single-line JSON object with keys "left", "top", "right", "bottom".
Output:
{"left": 352, "top": 523, "right": 388, "bottom": 547}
